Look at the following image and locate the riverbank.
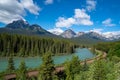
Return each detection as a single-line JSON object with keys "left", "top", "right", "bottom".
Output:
{"left": 2, "top": 49, "right": 107, "bottom": 80}
{"left": 0, "top": 48, "right": 95, "bottom": 73}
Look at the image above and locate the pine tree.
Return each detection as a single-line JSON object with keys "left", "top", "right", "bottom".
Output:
{"left": 16, "top": 61, "right": 27, "bottom": 80}
{"left": 7, "top": 56, "right": 15, "bottom": 72}
{"left": 0, "top": 33, "right": 76, "bottom": 57}
{"left": 82, "top": 59, "right": 88, "bottom": 71}
{"left": 65, "top": 56, "right": 81, "bottom": 80}
{"left": 88, "top": 60, "right": 107, "bottom": 80}
{"left": 113, "top": 62, "right": 120, "bottom": 80}
{"left": 39, "top": 52, "right": 54, "bottom": 80}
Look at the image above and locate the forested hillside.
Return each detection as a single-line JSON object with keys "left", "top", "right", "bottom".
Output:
{"left": 95, "top": 41, "right": 120, "bottom": 57}
{"left": 0, "top": 33, "right": 78, "bottom": 57}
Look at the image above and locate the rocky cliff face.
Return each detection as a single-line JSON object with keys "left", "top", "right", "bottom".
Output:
{"left": 0, "top": 19, "right": 54, "bottom": 36}
{"left": 6, "top": 19, "right": 29, "bottom": 29}
{"left": 60, "top": 29, "right": 76, "bottom": 38}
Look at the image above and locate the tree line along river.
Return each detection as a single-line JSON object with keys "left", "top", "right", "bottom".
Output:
{"left": 0, "top": 48, "right": 95, "bottom": 72}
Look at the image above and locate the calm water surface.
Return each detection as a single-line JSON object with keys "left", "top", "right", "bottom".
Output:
{"left": 0, "top": 48, "right": 95, "bottom": 72}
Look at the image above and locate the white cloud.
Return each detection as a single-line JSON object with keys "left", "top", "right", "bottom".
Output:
{"left": 74, "top": 9, "right": 93, "bottom": 25}
{"left": 56, "top": 17, "right": 75, "bottom": 28}
{"left": 44, "top": 0, "right": 53, "bottom": 5}
{"left": 86, "top": 0, "right": 96, "bottom": 11}
{"left": 48, "top": 28, "right": 63, "bottom": 35}
{"left": 21, "top": 0, "right": 40, "bottom": 15}
{"left": 102, "top": 18, "right": 116, "bottom": 27}
{"left": 75, "top": 19, "right": 93, "bottom": 25}
{"left": 103, "top": 31, "right": 120, "bottom": 39}
{"left": 55, "top": 9, "right": 93, "bottom": 28}
{"left": 74, "top": 9, "right": 90, "bottom": 19}
{"left": 90, "top": 28, "right": 103, "bottom": 34}
{"left": 0, "top": 0, "right": 40, "bottom": 24}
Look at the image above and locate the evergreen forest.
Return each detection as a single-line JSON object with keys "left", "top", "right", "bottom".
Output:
{"left": 0, "top": 33, "right": 77, "bottom": 57}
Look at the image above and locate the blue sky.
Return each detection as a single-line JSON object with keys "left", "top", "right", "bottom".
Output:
{"left": 0, "top": 0, "right": 120, "bottom": 35}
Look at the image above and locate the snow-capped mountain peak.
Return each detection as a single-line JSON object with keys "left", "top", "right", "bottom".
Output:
{"left": 103, "top": 31, "right": 120, "bottom": 40}
{"left": 61, "top": 29, "right": 76, "bottom": 38}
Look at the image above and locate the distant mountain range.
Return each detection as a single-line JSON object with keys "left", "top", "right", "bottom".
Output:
{"left": 59, "top": 29, "right": 120, "bottom": 41}
{"left": 0, "top": 19, "right": 120, "bottom": 43}
{"left": 0, "top": 19, "right": 56, "bottom": 37}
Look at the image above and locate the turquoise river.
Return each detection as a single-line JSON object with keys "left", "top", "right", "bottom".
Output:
{"left": 0, "top": 48, "right": 95, "bottom": 72}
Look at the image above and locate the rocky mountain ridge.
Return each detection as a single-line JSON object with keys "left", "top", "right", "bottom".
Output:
{"left": 0, "top": 19, "right": 120, "bottom": 41}
{"left": 60, "top": 29, "right": 120, "bottom": 41}
{"left": 0, "top": 19, "right": 54, "bottom": 36}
